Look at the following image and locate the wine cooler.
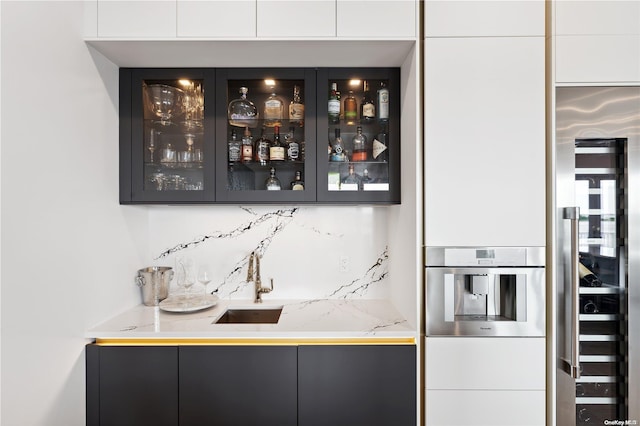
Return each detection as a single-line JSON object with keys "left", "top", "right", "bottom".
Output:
{"left": 554, "top": 87, "right": 640, "bottom": 425}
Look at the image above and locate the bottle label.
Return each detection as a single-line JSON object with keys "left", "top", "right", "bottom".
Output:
{"left": 378, "top": 89, "right": 389, "bottom": 119}
{"left": 266, "top": 184, "right": 281, "bottom": 191}
{"left": 287, "top": 142, "right": 300, "bottom": 160}
{"left": 264, "top": 99, "right": 282, "bottom": 119}
{"left": 328, "top": 99, "right": 340, "bottom": 114}
{"left": 362, "top": 103, "right": 375, "bottom": 118}
{"left": 257, "top": 142, "right": 270, "bottom": 161}
{"left": 372, "top": 138, "right": 388, "bottom": 160}
{"left": 270, "top": 146, "right": 285, "bottom": 161}
{"left": 228, "top": 143, "right": 241, "bottom": 162}
{"left": 289, "top": 104, "right": 305, "bottom": 121}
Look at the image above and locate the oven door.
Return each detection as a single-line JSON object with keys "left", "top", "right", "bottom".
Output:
{"left": 426, "top": 267, "right": 545, "bottom": 336}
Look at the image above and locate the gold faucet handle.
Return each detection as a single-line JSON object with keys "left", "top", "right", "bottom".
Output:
{"left": 246, "top": 251, "right": 254, "bottom": 282}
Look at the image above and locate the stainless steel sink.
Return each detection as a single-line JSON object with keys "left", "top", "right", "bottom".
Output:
{"left": 214, "top": 307, "right": 283, "bottom": 324}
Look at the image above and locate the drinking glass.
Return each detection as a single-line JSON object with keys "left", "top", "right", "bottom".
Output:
{"left": 197, "top": 263, "right": 212, "bottom": 295}
{"left": 175, "top": 257, "right": 195, "bottom": 304}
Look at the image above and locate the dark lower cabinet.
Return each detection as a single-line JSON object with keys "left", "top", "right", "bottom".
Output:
{"left": 298, "top": 345, "right": 417, "bottom": 426}
{"left": 87, "top": 343, "right": 416, "bottom": 426}
{"left": 179, "top": 346, "right": 297, "bottom": 426}
{"left": 86, "top": 345, "right": 179, "bottom": 426}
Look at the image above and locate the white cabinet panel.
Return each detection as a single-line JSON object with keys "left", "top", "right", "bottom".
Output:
{"left": 424, "top": 37, "right": 545, "bottom": 247}
{"left": 425, "top": 337, "right": 546, "bottom": 390}
{"left": 337, "top": 1, "right": 416, "bottom": 38}
{"left": 426, "top": 390, "right": 546, "bottom": 426}
{"left": 97, "top": 0, "right": 176, "bottom": 38}
{"left": 177, "top": 1, "right": 256, "bottom": 38}
{"left": 556, "top": 35, "right": 640, "bottom": 84}
{"left": 425, "top": 0, "right": 545, "bottom": 37}
{"left": 256, "top": 0, "right": 335, "bottom": 37}
{"left": 556, "top": 0, "right": 640, "bottom": 35}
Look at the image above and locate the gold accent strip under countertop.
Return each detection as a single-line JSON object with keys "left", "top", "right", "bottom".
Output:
{"left": 94, "top": 337, "right": 416, "bottom": 346}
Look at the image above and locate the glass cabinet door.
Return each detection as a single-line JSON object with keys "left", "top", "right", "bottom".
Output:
{"left": 122, "top": 69, "right": 216, "bottom": 203}
{"left": 215, "top": 68, "right": 316, "bottom": 203}
{"left": 317, "top": 68, "right": 400, "bottom": 204}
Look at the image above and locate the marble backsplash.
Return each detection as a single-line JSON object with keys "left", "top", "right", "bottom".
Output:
{"left": 147, "top": 205, "right": 391, "bottom": 301}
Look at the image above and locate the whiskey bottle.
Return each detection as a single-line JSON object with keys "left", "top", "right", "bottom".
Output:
{"left": 360, "top": 168, "right": 372, "bottom": 190}
{"left": 328, "top": 82, "right": 341, "bottom": 124}
{"left": 289, "top": 85, "right": 304, "bottom": 126}
{"left": 290, "top": 170, "right": 305, "bottom": 190}
{"left": 228, "top": 129, "right": 241, "bottom": 163}
{"left": 341, "top": 164, "right": 361, "bottom": 190}
{"left": 351, "top": 126, "right": 368, "bottom": 162}
{"left": 265, "top": 167, "right": 282, "bottom": 190}
{"left": 264, "top": 86, "right": 284, "bottom": 128}
{"left": 269, "top": 126, "right": 286, "bottom": 162}
{"left": 330, "top": 128, "right": 347, "bottom": 162}
{"left": 360, "top": 80, "right": 375, "bottom": 123}
{"left": 344, "top": 90, "right": 357, "bottom": 125}
{"left": 241, "top": 126, "right": 253, "bottom": 163}
{"left": 228, "top": 87, "right": 258, "bottom": 128}
{"left": 377, "top": 82, "right": 389, "bottom": 124}
{"left": 285, "top": 126, "right": 300, "bottom": 161}
{"left": 254, "top": 127, "right": 271, "bottom": 165}
{"left": 372, "top": 128, "right": 388, "bottom": 162}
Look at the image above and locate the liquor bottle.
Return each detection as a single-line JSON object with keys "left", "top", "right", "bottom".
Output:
{"left": 228, "top": 129, "right": 241, "bottom": 163}
{"left": 360, "top": 80, "right": 375, "bottom": 122}
{"left": 290, "top": 170, "right": 305, "bottom": 190}
{"left": 328, "top": 82, "right": 341, "bottom": 124}
{"left": 289, "top": 85, "right": 304, "bottom": 126}
{"left": 579, "top": 263, "right": 603, "bottom": 287}
{"left": 265, "top": 167, "right": 281, "bottom": 190}
{"left": 254, "top": 127, "right": 271, "bottom": 165}
{"left": 341, "top": 164, "right": 361, "bottom": 189}
{"left": 372, "top": 128, "right": 388, "bottom": 162}
{"left": 269, "top": 126, "right": 286, "bottom": 162}
{"left": 285, "top": 126, "right": 300, "bottom": 161}
{"left": 241, "top": 126, "right": 253, "bottom": 163}
{"left": 330, "top": 128, "right": 347, "bottom": 162}
{"left": 263, "top": 86, "right": 284, "bottom": 127}
{"left": 344, "top": 90, "right": 357, "bottom": 124}
{"left": 228, "top": 87, "right": 258, "bottom": 128}
{"left": 351, "top": 126, "right": 368, "bottom": 162}
{"left": 377, "top": 82, "right": 389, "bottom": 124}
{"left": 361, "top": 168, "right": 372, "bottom": 190}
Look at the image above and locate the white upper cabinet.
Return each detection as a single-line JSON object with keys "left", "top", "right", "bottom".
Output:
{"left": 97, "top": 0, "right": 176, "bottom": 38}
{"left": 337, "top": 0, "right": 416, "bottom": 38}
{"left": 256, "top": 0, "right": 336, "bottom": 37}
{"left": 177, "top": 1, "right": 257, "bottom": 38}
{"left": 424, "top": 37, "right": 546, "bottom": 247}
{"left": 425, "top": 0, "right": 545, "bottom": 37}
{"left": 554, "top": 1, "right": 640, "bottom": 84}
{"left": 556, "top": 0, "right": 640, "bottom": 35}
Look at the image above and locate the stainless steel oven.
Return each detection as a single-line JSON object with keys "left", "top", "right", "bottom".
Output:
{"left": 426, "top": 246, "right": 545, "bottom": 337}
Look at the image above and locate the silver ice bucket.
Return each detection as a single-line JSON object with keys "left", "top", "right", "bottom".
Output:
{"left": 135, "top": 266, "right": 173, "bottom": 306}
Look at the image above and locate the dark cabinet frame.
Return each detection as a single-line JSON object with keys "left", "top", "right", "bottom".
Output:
{"left": 120, "top": 67, "right": 400, "bottom": 205}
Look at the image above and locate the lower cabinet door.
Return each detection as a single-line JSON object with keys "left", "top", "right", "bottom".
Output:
{"left": 426, "top": 390, "right": 546, "bottom": 426}
{"left": 298, "top": 345, "right": 416, "bottom": 426}
{"left": 89, "top": 345, "right": 179, "bottom": 426}
{"left": 178, "top": 346, "right": 297, "bottom": 426}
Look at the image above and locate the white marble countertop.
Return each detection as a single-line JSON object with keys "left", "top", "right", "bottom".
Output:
{"left": 86, "top": 298, "right": 416, "bottom": 341}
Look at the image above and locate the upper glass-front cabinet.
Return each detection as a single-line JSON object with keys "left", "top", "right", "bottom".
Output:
{"left": 120, "top": 68, "right": 399, "bottom": 204}
{"left": 317, "top": 68, "right": 400, "bottom": 203}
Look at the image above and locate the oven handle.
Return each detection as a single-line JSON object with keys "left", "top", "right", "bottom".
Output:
{"left": 562, "top": 207, "right": 581, "bottom": 379}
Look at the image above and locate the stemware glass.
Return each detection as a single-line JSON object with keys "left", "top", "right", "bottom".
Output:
{"left": 175, "top": 256, "right": 195, "bottom": 305}
{"left": 148, "top": 128, "right": 157, "bottom": 162}
{"left": 197, "top": 263, "right": 212, "bottom": 295}
{"left": 145, "top": 84, "right": 184, "bottom": 126}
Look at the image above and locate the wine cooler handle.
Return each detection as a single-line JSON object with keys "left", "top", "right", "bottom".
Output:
{"left": 563, "top": 207, "right": 581, "bottom": 379}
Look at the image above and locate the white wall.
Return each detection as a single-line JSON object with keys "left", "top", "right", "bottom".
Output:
{"left": 1, "top": 2, "right": 148, "bottom": 425}
{"left": 1, "top": 2, "right": 419, "bottom": 425}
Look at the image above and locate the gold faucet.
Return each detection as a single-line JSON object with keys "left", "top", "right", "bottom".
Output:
{"left": 247, "top": 251, "right": 273, "bottom": 303}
